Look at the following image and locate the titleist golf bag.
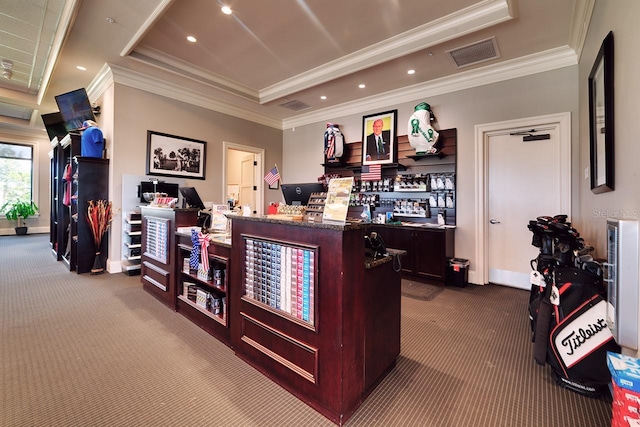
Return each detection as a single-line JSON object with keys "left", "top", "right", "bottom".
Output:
{"left": 527, "top": 215, "right": 620, "bottom": 397}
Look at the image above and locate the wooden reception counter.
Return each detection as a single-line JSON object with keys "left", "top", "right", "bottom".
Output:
{"left": 228, "top": 215, "right": 402, "bottom": 425}
{"left": 140, "top": 206, "right": 198, "bottom": 308}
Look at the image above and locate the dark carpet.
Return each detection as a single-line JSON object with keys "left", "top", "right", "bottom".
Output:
{"left": 0, "top": 234, "right": 613, "bottom": 426}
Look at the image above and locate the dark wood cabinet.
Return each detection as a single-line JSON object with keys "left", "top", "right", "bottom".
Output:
{"left": 49, "top": 137, "right": 62, "bottom": 259}
{"left": 229, "top": 216, "right": 401, "bottom": 425}
{"left": 72, "top": 156, "right": 110, "bottom": 273}
{"left": 49, "top": 134, "right": 110, "bottom": 274}
{"left": 49, "top": 134, "right": 79, "bottom": 262}
{"left": 320, "top": 128, "right": 457, "bottom": 285}
{"left": 325, "top": 129, "right": 458, "bottom": 227}
{"left": 176, "top": 233, "right": 231, "bottom": 345}
{"left": 371, "top": 225, "right": 454, "bottom": 282}
{"left": 140, "top": 207, "right": 198, "bottom": 308}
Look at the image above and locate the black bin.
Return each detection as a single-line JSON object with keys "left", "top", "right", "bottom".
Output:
{"left": 446, "top": 258, "right": 469, "bottom": 287}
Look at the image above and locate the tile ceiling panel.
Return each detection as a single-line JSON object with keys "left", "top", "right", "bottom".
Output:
{"left": 0, "top": 103, "right": 32, "bottom": 120}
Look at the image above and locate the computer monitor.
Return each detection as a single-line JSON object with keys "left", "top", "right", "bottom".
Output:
{"left": 179, "top": 187, "right": 206, "bottom": 210}
{"left": 281, "top": 182, "right": 325, "bottom": 206}
{"left": 139, "top": 181, "right": 179, "bottom": 203}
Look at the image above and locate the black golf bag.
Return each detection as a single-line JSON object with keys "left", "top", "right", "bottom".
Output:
{"left": 527, "top": 215, "right": 620, "bottom": 397}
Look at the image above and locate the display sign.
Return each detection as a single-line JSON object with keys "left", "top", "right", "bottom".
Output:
{"left": 322, "top": 177, "right": 354, "bottom": 224}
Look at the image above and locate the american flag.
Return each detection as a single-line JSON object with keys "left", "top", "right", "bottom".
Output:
{"left": 325, "top": 133, "right": 335, "bottom": 159}
{"left": 361, "top": 164, "right": 381, "bottom": 181}
{"left": 264, "top": 166, "right": 280, "bottom": 186}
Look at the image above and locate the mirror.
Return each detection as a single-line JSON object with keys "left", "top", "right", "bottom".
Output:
{"left": 589, "top": 31, "right": 614, "bottom": 193}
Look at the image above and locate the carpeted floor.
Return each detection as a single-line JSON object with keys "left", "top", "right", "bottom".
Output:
{"left": 0, "top": 234, "right": 613, "bottom": 426}
{"left": 401, "top": 280, "right": 445, "bottom": 301}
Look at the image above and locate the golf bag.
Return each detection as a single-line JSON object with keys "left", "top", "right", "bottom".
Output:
{"left": 527, "top": 215, "right": 620, "bottom": 397}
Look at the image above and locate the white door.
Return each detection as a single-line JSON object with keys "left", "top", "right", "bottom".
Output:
{"left": 487, "top": 125, "right": 565, "bottom": 289}
{"left": 239, "top": 154, "right": 256, "bottom": 213}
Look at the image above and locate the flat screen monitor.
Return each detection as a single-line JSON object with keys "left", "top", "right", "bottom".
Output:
{"left": 54, "top": 88, "right": 95, "bottom": 132}
{"left": 281, "top": 182, "right": 324, "bottom": 206}
{"left": 41, "top": 111, "right": 68, "bottom": 140}
{"left": 138, "top": 182, "right": 179, "bottom": 203}
{"left": 179, "top": 187, "right": 206, "bottom": 210}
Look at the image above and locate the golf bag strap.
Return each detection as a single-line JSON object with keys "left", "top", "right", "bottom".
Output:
{"left": 534, "top": 281, "right": 554, "bottom": 366}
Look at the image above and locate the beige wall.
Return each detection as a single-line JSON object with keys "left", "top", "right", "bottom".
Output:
{"left": 284, "top": 66, "right": 579, "bottom": 282}
{"left": 576, "top": 0, "right": 640, "bottom": 257}
{"left": 0, "top": 128, "right": 51, "bottom": 235}
{"left": 107, "top": 84, "right": 283, "bottom": 269}
{"left": 4, "top": 0, "right": 638, "bottom": 278}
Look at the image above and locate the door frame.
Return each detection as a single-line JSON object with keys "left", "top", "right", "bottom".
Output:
{"left": 474, "top": 112, "right": 571, "bottom": 285}
{"left": 223, "top": 141, "right": 265, "bottom": 215}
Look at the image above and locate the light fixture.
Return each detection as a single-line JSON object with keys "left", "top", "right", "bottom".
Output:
{"left": 1, "top": 59, "right": 13, "bottom": 80}
{"left": 358, "top": 84, "right": 366, "bottom": 89}
{"left": 407, "top": 69, "right": 415, "bottom": 75}
{"left": 320, "top": 96, "right": 327, "bottom": 100}
{"left": 76, "top": 65, "right": 87, "bottom": 71}
{"left": 187, "top": 35, "right": 197, "bottom": 43}
{"left": 221, "top": 6, "right": 232, "bottom": 15}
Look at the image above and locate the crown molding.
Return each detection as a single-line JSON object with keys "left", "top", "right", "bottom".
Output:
{"left": 128, "top": 47, "right": 259, "bottom": 102}
{"left": 87, "top": 63, "right": 114, "bottom": 101}
{"left": 107, "top": 64, "right": 282, "bottom": 129}
{"left": 568, "top": 0, "right": 595, "bottom": 62}
{"left": 120, "top": 0, "right": 174, "bottom": 57}
{"left": 260, "top": 0, "right": 513, "bottom": 103}
{"left": 282, "top": 45, "right": 578, "bottom": 129}
{"left": 90, "top": 44, "right": 577, "bottom": 133}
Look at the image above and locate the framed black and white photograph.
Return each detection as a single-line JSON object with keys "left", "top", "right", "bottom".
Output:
{"left": 146, "top": 131, "right": 206, "bottom": 180}
{"left": 362, "top": 110, "right": 397, "bottom": 165}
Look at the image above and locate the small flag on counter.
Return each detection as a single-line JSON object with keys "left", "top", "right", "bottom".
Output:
{"left": 264, "top": 166, "right": 280, "bottom": 186}
{"left": 361, "top": 164, "right": 381, "bottom": 181}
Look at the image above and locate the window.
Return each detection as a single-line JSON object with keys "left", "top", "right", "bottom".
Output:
{"left": 0, "top": 142, "right": 35, "bottom": 209}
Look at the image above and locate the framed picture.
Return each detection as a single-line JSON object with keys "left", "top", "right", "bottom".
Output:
{"left": 362, "top": 110, "right": 397, "bottom": 165}
{"left": 146, "top": 131, "right": 206, "bottom": 180}
{"left": 588, "top": 31, "right": 614, "bottom": 194}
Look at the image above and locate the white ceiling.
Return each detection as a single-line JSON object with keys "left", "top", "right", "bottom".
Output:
{"left": 0, "top": 0, "right": 592, "bottom": 132}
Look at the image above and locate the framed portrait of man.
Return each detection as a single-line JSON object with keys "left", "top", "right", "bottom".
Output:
{"left": 362, "top": 110, "right": 397, "bottom": 165}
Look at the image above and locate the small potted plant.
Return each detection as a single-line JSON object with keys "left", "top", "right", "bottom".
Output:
{"left": 2, "top": 200, "right": 38, "bottom": 235}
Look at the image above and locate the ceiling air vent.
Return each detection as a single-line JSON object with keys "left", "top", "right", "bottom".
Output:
{"left": 279, "top": 99, "right": 311, "bottom": 111}
{"left": 446, "top": 36, "right": 500, "bottom": 68}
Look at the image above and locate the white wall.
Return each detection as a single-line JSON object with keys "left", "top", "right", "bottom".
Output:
{"left": 576, "top": 0, "right": 640, "bottom": 258}
{"left": 284, "top": 67, "right": 579, "bottom": 283}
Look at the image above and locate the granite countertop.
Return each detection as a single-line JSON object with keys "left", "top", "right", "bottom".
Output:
{"left": 227, "top": 214, "right": 456, "bottom": 231}
{"left": 226, "top": 214, "right": 369, "bottom": 231}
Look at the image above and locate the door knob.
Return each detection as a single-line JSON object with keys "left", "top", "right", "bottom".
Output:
{"left": 489, "top": 218, "right": 501, "bottom": 224}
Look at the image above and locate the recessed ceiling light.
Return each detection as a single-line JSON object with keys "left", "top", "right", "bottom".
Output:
{"left": 221, "top": 6, "right": 232, "bottom": 15}
{"left": 187, "top": 35, "right": 197, "bottom": 43}
{"left": 76, "top": 66, "right": 87, "bottom": 71}
{"left": 407, "top": 69, "right": 415, "bottom": 75}
{"left": 320, "top": 96, "right": 327, "bottom": 100}
{"left": 358, "top": 84, "right": 366, "bottom": 89}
